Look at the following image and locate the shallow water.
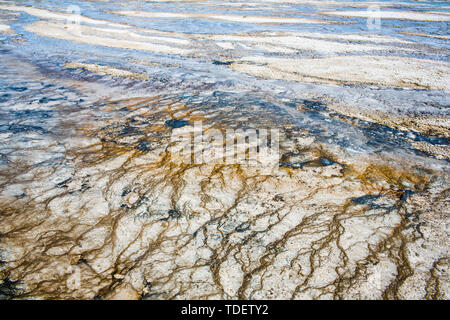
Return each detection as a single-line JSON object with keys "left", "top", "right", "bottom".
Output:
{"left": 0, "top": 0, "right": 448, "bottom": 300}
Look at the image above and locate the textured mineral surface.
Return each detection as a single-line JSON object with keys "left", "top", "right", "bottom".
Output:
{"left": 0, "top": 0, "right": 448, "bottom": 300}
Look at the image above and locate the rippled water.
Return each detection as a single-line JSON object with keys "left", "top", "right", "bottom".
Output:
{"left": 0, "top": 0, "right": 448, "bottom": 300}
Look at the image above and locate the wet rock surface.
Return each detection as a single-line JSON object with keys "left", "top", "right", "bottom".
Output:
{"left": 0, "top": 0, "right": 448, "bottom": 300}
